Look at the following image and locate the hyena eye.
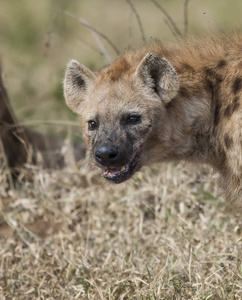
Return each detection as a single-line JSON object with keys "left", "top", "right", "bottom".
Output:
{"left": 126, "top": 115, "right": 141, "bottom": 125}
{"left": 88, "top": 120, "right": 98, "bottom": 130}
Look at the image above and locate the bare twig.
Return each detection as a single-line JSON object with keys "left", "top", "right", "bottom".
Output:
{"left": 184, "top": 0, "right": 190, "bottom": 34}
{"left": 128, "top": 8, "right": 134, "bottom": 48}
{"left": 43, "top": 12, "right": 59, "bottom": 57}
{"left": 45, "top": 12, "right": 105, "bottom": 58}
{"left": 63, "top": 11, "right": 119, "bottom": 61}
{"left": 0, "top": 73, "right": 29, "bottom": 154}
{"left": 0, "top": 119, "right": 81, "bottom": 128}
{"left": 164, "top": 19, "right": 177, "bottom": 38}
{"left": 72, "top": 33, "right": 104, "bottom": 56}
{"left": 125, "top": 0, "right": 146, "bottom": 42}
{"left": 0, "top": 138, "right": 14, "bottom": 191}
{"left": 149, "top": 0, "right": 182, "bottom": 37}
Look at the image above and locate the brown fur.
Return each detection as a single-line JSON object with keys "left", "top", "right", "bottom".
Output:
{"left": 64, "top": 33, "right": 242, "bottom": 212}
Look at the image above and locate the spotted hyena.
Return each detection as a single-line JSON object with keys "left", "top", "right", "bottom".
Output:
{"left": 64, "top": 33, "right": 242, "bottom": 211}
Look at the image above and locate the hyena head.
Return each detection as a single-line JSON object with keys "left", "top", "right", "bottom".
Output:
{"left": 64, "top": 53, "right": 179, "bottom": 183}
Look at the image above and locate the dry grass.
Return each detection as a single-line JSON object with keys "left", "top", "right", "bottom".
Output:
{"left": 1, "top": 1, "right": 242, "bottom": 299}
{"left": 0, "top": 154, "right": 241, "bottom": 299}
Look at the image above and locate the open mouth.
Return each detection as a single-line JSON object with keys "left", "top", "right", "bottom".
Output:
{"left": 101, "top": 153, "right": 140, "bottom": 183}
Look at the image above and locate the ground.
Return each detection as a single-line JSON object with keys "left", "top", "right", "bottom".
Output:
{"left": 0, "top": 158, "right": 241, "bottom": 299}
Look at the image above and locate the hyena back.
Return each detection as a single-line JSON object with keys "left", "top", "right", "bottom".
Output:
{"left": 64, "top": 33, "right": 242, "bottom": 211}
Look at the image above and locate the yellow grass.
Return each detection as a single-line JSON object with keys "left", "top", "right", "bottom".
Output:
{"left": 0, "top": 159, "right": 241, "bottom": 299}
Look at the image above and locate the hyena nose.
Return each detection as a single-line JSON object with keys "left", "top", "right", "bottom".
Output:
{"left": 95, "top": 144, "right": 119, "bottom": 165}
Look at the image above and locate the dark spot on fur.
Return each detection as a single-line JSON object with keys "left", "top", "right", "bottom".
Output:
{"left": 224, "top": 134, "right": 233, "bottom": 149}
{"left": 232, "top": 96, "right": 240, "bottom": 113}
{"left": 181, "top": 63, "right": 195, "bottom": 73}
{"left": 220, "top": 149, "right": 226, "bottom": 161}
{"left": 214, "top": 98, "right": 222, "bottom": 126}
{"left": 232, "top": 77, "right": 242, "bottom": 94}
{"left": 232, "top": 102, "right": 240, "bottom": 112}
{"left": 179, "top": 86, "right": 190, "bottom": 98}
{"left": 216, "top": 60, "right": 227, "bottom": 68}
{"left": 204, "top": 67, "right": 213, "bottom": 77}
{"left": 233, "top": 96, "right": 239, "bottom": 104}
{"left": 204, "top": 67, "right": 223, "bottom": 84}
{"left": 215, "top": 74, "right": 223, "bottom": 84}
{"left": 224, "top": 104, "right": 232, "bottom": 118}
{"left": 224, "top": 97, "right": 240, "bottom": 118}
{"left": 204, "top": 72, "right": 223, "bottom": 96}
{"left": 204, "top": 68, "right": 224, "bottom": 126}
{"left": 205, "top": 78, "right": 214, "bottom": 93}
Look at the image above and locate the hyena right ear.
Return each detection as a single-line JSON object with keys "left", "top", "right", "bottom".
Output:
{"left": 64, "top": 60, "right": 96, "bottom": 113}
{"left": 135, "top": 53, "right": 179, "bottom": 103}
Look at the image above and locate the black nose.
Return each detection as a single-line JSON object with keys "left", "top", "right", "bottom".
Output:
{"left": 95, "top": 144, "right": 119, "bottom": 165}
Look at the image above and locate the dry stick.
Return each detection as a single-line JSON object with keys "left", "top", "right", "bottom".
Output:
{"left": 184, "top": 0, "right": 190, "bottom": 35}
{"left": 0, "top": 119, "right": 81, "bottom": 129}
{"left": 0, "top": 78, "right": 28, "bottom": 153}
{"left": 72, "top": 33, "right": 104, "bottom": 56}
{"left": 0, "top": 72, "right": 31, "bottom": 166}
{"left": 43, "top": 12, "right": 59, "bottom": 56}
{"left": 164, "top": 19, "right": 178, "bottom": 38}
{"left": 63, "top": 11, "right": 119, "bottom": 62}
{"left": 45, "top": 12, "right": 106, "bottom": 58}
{"left": 0, "top": 138, "right": 15, "bottom": 191}
{"left": 125, "top": 0, "right": 146, "bottom": 42}
{"left": 128, "top": 8, "right": 134, "bottom": 48}
{"left": 149, "top": 0, "right": 182, "bottom": 37}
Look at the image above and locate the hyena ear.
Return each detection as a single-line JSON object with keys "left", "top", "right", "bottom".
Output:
{"left": 64, "top": 60, "right": 96, "bottom": 113}
{"left": 135, "top": 53, "right": 179, "bottom": 103}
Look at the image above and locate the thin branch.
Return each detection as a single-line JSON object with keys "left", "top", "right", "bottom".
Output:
{"left": 149, "top": 0, "right": 182, "bottom": 37}
{"left": 0, "top": 71, "right": 30, "bottom": 156}
{"left": 125, "top": 0, "right": 146, "bottom": 42}
{"left": 0, "top": 137, "right": 15, "bottom": 191}
{"left": 128, "top": 8, "right": 134, "bottom": 48}
{"left": 44, "top": 13, "right": 104, "bottom": 58}
{"left": 72, "top": 33, "right": 104, "bottom": 56}
{"left": 0, "top": 120, "right": 81, "bottom": 128}
{"left": 164, "top": 19, "right": 178, "bottom": 38}
{"left": 184, "top": 0, "right": 190, "bottom": 35}
{"left": 43, "top": 12, "right": 59, "bottom": 57}
{"left": 63, "top": 11, "right": 120, "bottom": 61}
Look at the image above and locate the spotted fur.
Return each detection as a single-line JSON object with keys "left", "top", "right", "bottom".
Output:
{"left": 64, "top": 33, "right": 242, "bottom": 212}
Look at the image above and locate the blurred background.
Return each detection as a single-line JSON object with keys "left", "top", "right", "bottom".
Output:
{"left": 1, "top": 0, "right": 242, "bottom": 136}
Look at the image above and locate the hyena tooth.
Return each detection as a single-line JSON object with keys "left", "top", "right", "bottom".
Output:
{"left": 120, "top": 166, "right": 125, "bottom": 172}
{"left": 104, "top": 169, "right": 110, "bottom": 175}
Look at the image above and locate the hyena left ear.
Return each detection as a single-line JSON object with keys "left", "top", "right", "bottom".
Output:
{"left": 135, "top": 53, "right": 179, "bottom": 103}
{"left": 64, "top": 60, "right": 96, "bottom": 113}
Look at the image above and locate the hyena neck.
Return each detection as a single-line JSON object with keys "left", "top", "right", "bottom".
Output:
{"left": 160, "top": 76, "right": 217, "bottom": 166}
{"left": 136, "top": 38, "right": 228, "bottom": 168}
